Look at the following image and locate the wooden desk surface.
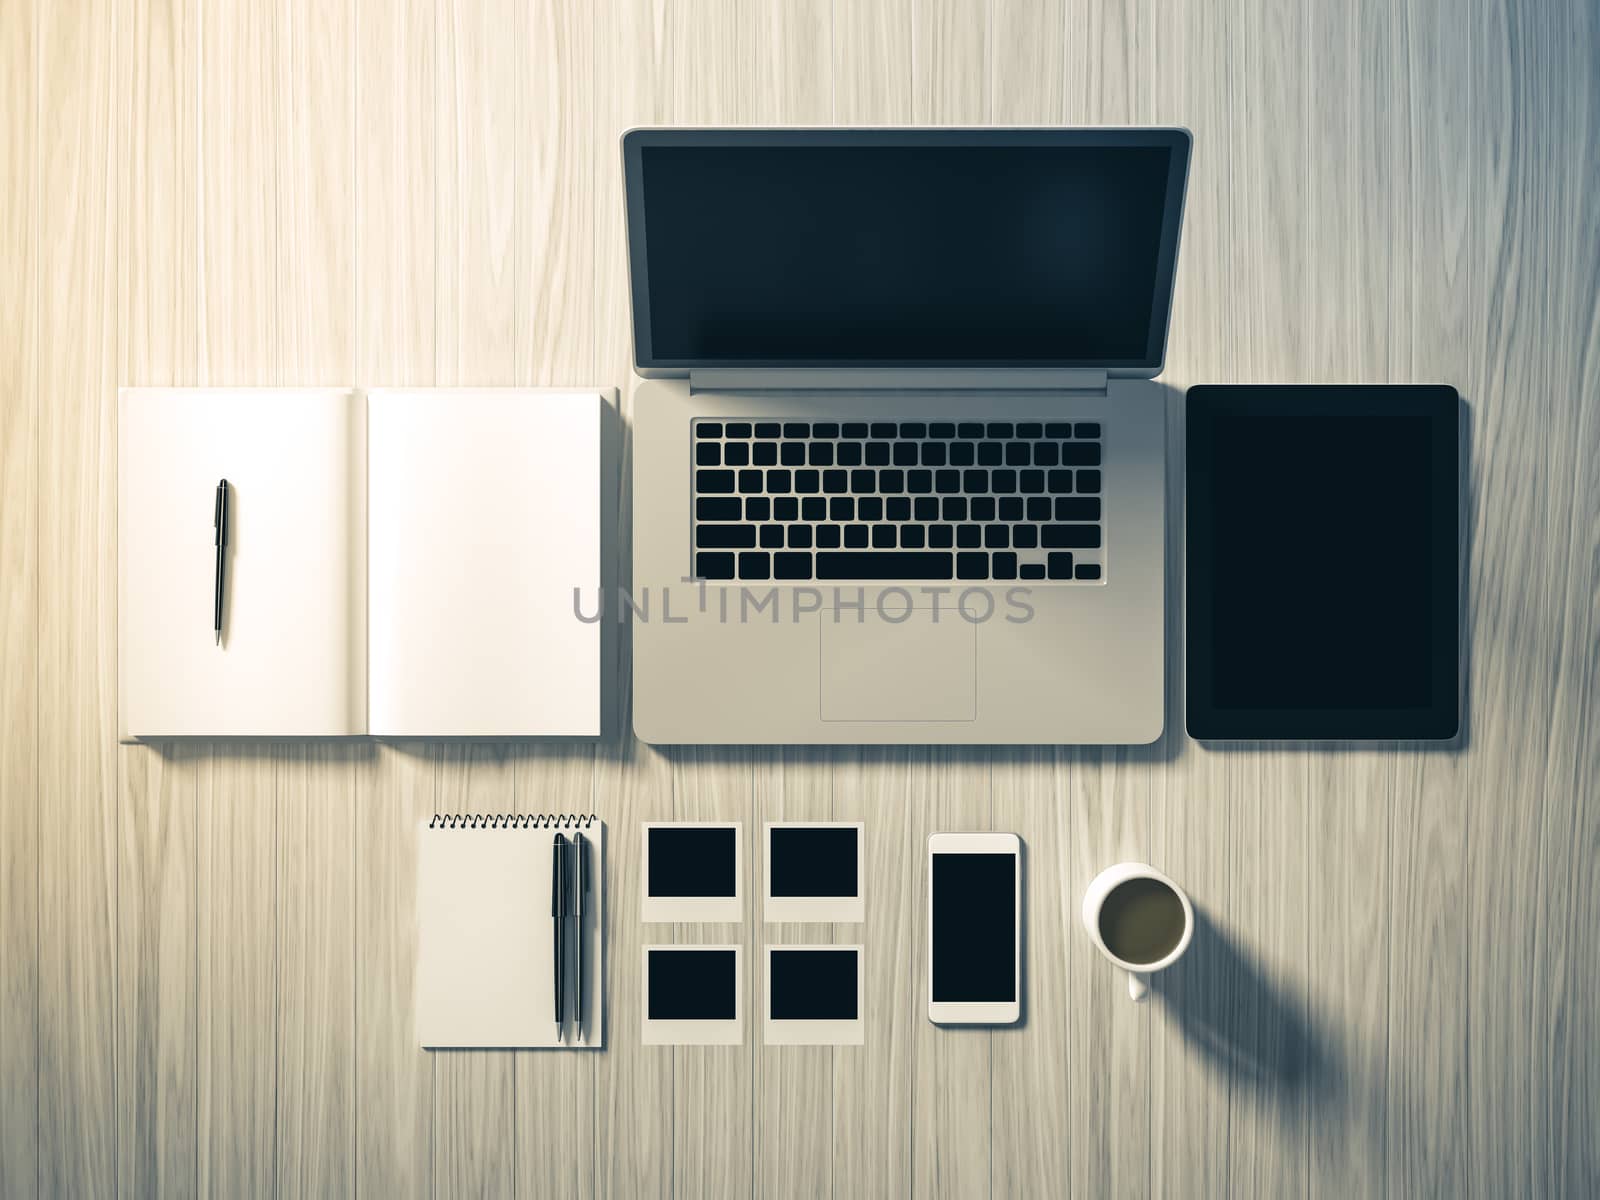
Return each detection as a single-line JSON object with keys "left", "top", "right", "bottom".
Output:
{"left": 1, "top": 0, "right": 1595, "bottom": 1195}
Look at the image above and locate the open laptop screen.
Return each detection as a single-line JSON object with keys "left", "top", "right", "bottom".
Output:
{"left": 623, "top": 129, "right": 1189, "bottom": 371}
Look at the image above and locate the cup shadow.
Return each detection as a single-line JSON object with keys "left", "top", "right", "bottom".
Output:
{"left": 1152, "top": 908, "right": 1346, "bottom": 1127}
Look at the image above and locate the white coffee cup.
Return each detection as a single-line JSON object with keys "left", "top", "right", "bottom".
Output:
{"left": 1082, "top": 863, "right": 1194, "bottom": 1002}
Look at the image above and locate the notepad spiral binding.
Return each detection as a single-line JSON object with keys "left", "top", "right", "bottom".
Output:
{"left": 426, "top": 813, "right": 598, "bottom": 830}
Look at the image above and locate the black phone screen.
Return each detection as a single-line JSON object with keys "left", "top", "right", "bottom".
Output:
{"left": 931, "top": 851, "right": 1016, "bottom": 1002}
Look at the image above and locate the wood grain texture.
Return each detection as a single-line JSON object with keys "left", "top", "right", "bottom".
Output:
{"left": 1, "top": 0, "right": 1597, "bottom": 1196}
{"left": 0, "top": 0, "right": 39, "bottom": 1192}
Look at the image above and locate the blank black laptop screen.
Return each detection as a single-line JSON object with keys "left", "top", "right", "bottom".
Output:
{"left": 625, "top": 131, "right": 1189, "bottom": 368}
{"left": 1185, "top": 385, "right": 1459, "bottom": 740}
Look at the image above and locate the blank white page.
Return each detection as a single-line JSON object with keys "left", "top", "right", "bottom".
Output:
{"left": 367, "top": 388, "right": 602, "bottom": 736}
{"left": 118, "top": 388, "right": 366, "bottom": 737}
{"left": 415, "top": 821, "right": 604, "bottom": 1048}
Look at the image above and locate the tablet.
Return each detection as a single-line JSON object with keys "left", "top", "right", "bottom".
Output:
{"left": 1186, "top": 385, "right": 1459, "bottom": 740}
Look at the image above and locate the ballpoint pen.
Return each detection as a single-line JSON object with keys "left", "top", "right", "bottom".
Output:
{"left": 552, "top": 833, "right": 567, "bottom": 1041}
{"left": 573, "top": 831, "right": 587, "bottom": 1042}
{"left": 213, "top": 479, "right": 229, "bottom": 646}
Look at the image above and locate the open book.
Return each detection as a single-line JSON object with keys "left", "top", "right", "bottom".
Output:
{"left": 118, "top": 387, "right": 609, "bottom": 738}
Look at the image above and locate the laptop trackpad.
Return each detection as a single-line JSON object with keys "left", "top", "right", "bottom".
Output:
{"left": 818, "top": 609, "right": 977, "bottom": 722}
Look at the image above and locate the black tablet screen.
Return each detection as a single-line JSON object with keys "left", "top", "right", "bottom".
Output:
{"left": 1186, "top": 386, "right": 1458, "bottom": 739}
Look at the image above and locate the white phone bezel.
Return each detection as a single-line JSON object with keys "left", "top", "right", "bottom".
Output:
{"left": 641, "top": 822, "right": 743, "bottom": 922}
{"left": 763, "top": 822, "right": 865, "bottom": 923}
{"left": 641, "top": 944, "right": 744, "bottom": 1045}
{"left": 763, "top": 945, "right": 865, "bottom": 1045}
{"left": 927, "top": 832, "right": 1022, "bottom": 1025}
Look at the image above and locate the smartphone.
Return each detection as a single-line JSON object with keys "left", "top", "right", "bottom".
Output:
{"left": 927, "top": 832, "right": 1022, "bottom": 1025}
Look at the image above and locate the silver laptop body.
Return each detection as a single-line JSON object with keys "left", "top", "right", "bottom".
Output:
{"left": 622, "top": 128, "right": 1191, "bottom": 745}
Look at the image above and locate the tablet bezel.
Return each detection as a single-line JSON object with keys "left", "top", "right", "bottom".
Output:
{"left": 1185, "top": 384, "right": 1460, "bottom": 741}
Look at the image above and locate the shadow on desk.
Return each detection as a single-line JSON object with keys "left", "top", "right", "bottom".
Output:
{"left": 1153, "top": 909, "right": 1347, "bottom": 1128}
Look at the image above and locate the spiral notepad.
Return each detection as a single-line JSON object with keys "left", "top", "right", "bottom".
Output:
{"left": 416, "top": 814, "right": 604, "bottom": 1048}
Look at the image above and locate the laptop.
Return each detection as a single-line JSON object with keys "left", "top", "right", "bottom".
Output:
{"left": 622, "top": 128, "right": 1191, "bottom": 744}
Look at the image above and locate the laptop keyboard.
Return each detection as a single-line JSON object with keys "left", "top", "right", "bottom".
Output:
{"left": 691, "top": 419, "right": 1104, "bottom": 583}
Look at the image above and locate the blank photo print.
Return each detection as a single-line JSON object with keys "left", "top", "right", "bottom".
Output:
{"left": 764, "top": 822, "right": 865, "bottom": 923}
{"left": 764, "top": 946, "right": 864, "bottom": 1045}
{"left": 641, "top": 945, "right": 743, "bottom": 1045}
{"left": 641, "top": 822, "right": 742, "bottom": 922}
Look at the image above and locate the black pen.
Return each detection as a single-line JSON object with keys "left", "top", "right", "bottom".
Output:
{"left": 552, "top": 833, "right": 567, "bottom": 1040}
{"left": 573, "top": 831, "right": 587, "bottom": 1042}
{"left": 213, "top": 479, "right": 229, "bottom": 646}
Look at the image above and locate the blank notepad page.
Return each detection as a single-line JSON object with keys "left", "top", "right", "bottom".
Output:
{"left": 366, "top": 388, "right": 602, "bottom": 736}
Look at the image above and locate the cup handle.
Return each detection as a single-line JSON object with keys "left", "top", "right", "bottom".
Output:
{"left": 1128, "top": 971, "right": 1149, "bottom": 1002}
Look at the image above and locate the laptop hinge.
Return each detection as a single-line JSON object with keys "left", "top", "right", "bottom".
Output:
{"left": 688, "top": 367, "right": 1109, "bottom": 394}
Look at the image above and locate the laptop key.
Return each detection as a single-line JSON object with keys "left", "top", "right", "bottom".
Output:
{"left": 754, "top": 422, "right": 781, "bottom": 438}
{"left": 872, "top": 526, "right": 896, "bottom": 549}
{"left": 752, "top": 442, "right": 777, "bottom": 465}
{"left": 901, "top": 525, "right": 926, "bottom": 548}
{"left": 870, "top": 422, "right": 897, "bottom": 438}
{"left": 813, "top": 422, "right": 839, "bottom": 438}
{"left": 957, "top": 552, "right": 988, "bottom": 579}
{"left": 957, "top": 524, "right": 982, "bottom": 548}
{"left": 1047, "top": 469, "right": 1074, "bottom": 492}
{"left": 851, "top": 468, "right": 875, "bottom": 492}
{"left": 780, "top": 443, "right": 806, "bottom": 466}
{"left": 986, "top": 422, "right": 1014, "bottom": 438}
{"left": 789, "top": 525, "right": 814, "bottom": 548}
{"left": 739, "top": 551, "right": 770, "bottom": 579}
{"left": 815, "top": 551, "right": 953, "bottom": 580}
{"left": 957, "top": 422, "right": 985, "bottom": 438}
{"left": 1013, "top": 525, "right": 1039, "bottom": 549}
{"left": 697, "top": 497, "right": 741, "bottom": 520}
{"left": 1059, "top": 442, "right": 1101, "bottom": 466}
{"left": 815, "top": 525, "right": 841, "bottom": 548}
{"left": 1044, "top": 422, "right": 1072, "bottom": 438}
{"left": 977, "top": 442, "right": 1003, "bottom": 466}
{"left": 802, "top": 497, "right": 827, "bottom": 521}
{"left": 914, "top": 497, "right": 940, "bottom": 521}
{"left": 998, "top": 497, "right": 1023, "bottom": 521}
{"left": 774, "top": 552, "right": 812, "bottom": 580}
{"left": 893, "top": 443, "right": 918, "bottom": 466}
{"left": 984, "top": 525, "right": 1009, "bottom": 549}
{"left": 842, "top": 422, "right": 868, "bottom": 438}
{"left": 697, "top": 469, "right": 735, "bottom": 493}
{"left": 844, "top": 524, "right": 869, "bottom": 548}
{"left": 783, "top": 422, "right": 810, "bottom": 438}
{"left": 857, "top": 497, "right": 883, "bottom": 521}
{"left": 971, "top": 497, "right": 996, "bottom": 521}
{"left": 745, "top": 497, "right": 770, "bottom": 521}
{"left": 907, "top": 469, "right": 932, "bottom": 493}
{"left": 1005, "top": 442, "right": 1030, "bottom": 466}
{"left": 928, "top": 525, "right": 954, "bottom": 548}
{"left": 697, "top": 423, "right": 723, "bottom": 439}
{"left": 773, "top": 497, "right": 799, "bottom": 521}
{"left": 1025, "top": 497, "right": 1052, "bottom": 522}
{"left": 823, "top": 470, "right": 847, "bottom": 493}
{"left": 698, "top": 525, "right": 756, "bottom": 549}
{"left": 1075, "top": 563, "right": 1102, "bottom": 580}
{"left": 1020, "top": 563, "right": 1046, "bottom": 580}
{"left": 723, "top": 443, "right": 749, "bottom": 466}
{"left": 1033, "top": 442, "right": 1059, "bottom": 467}
{"left": 1054, "top": 497, "right": 1101, "bottom": 521}
{"left": 739, "top": 469, "right": 763, "bottom": 492}
{"left": 992, "top": 551, "right": 1018, "bottom": 579}
{"left": 865, "top": 442, "right": 891, "bottom": 465}
{"left": 794, "top": 469, "right": 819, "bottom": 493}
{"left": 900, "top": 422, "right": 927, "bottom": 438}
{"left": 1016, "top": 422, "right": 1043, "bottom": 439}
{"left": 963, "top": 469, "right": 988, "bottom": 492}
{"left": 767, "top": 469, "right": 791, "bottom": 492}
{"left": 724, "top": 422, "right": 752, "bottom": 438}
{"left": 1020, "top": 469, "right": 1045, "bottom": 493}
{"left": 1042, "top": 524, "right": 1101, "bottom": 549}
{"left": 990, "top": 469, "right": 1016, "bottom": 492}
{"left": 696, "top": 551, "right": 735, "bottom": 578}
{"left": 943, "top": 497, "right": 968, "bottom": 521}
{"left": 949, "top": 443, "right": 976, "bottom": 466}
{"left": 836, "top": 442, "right": 863, "bottom": 466}
{"left": 759, "top": 525, "right": 785, "bottom": 549}
{"left": 809, "top": 442, "right": 834, "bottom": 466}
{"left": 1075, "top": 422, "right": 1101, "bottom": 439}
{"left": 830, "top": 497, "right": 855, "bottom": 521}
{"left": 878, "top": 469, "right": 904, "bottom": 492}
{"left": 886, "top": 497, "right": 911, "bottom": 522}
{"left": 1047, "top": 552, "right": 1074, "bottom": 579}
{"left": 921, "top": 442, "right": 947, "bottom": 466}
{"left": 1077, "top": 470, "right": 1102, "bottom": 493}
{"left": 929, "top": 422, "right": 956, "bottom": 438}
{"left": 697, "top": 443, "right": 721, "bottom": 466}
{"left": 935, "top": 469, "right": 962, "bottom": 493}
